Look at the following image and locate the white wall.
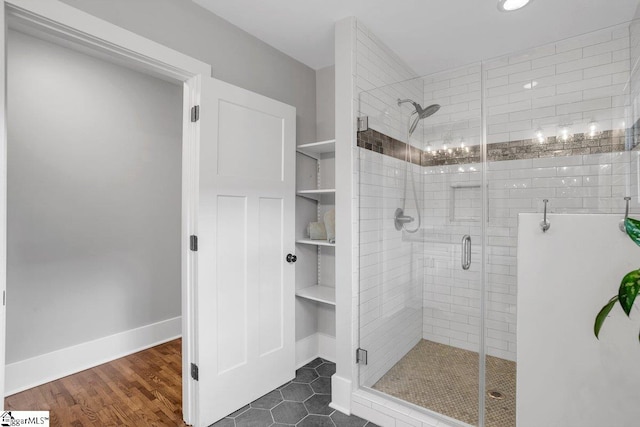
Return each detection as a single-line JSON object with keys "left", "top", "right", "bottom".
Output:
{"left": 518, "top": 214, "right": 640, "bottom": 427}
{"left": 6, "top": 30, "right": 182, "bottom": 363}
{"left": 59, "top": 0, "right": 317, "bottom": 146}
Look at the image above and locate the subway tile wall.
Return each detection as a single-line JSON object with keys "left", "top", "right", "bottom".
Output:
{"left": 423, "top": 151, "right": 638, "bottom": 362}
{"left": 358, "top": 149, "right": 424, "bottom": 387}
{"left": 422, "top": 64, "right": 483, "bottom": 150}
{"left": 420, "top": 24, "right": 631, "bottom": 151}
{"left": 354, "top": 20, "right": 427, "bottom": 390}
{"left": 356, "top": 22, "right": 422, "bottom": 146}
{"left": 422, "top": 164, "right": 483, "bottom": 356}
{"left": 484, "top": 23, "right": 630, "bottom": 145}
{"left": 420, "top": 22, "right": 634, "bottom": 361}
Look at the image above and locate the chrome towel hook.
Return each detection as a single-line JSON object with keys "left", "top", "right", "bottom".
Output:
{"left": 540, "top": 199, "right": 550, "bottom": 233}
{"left": 619, "top": 197, "right": 631, "bottom": 233}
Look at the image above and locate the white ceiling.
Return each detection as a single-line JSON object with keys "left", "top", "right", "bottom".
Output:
{"left": 193, "top": 0, "right": 639, "bottom": 76}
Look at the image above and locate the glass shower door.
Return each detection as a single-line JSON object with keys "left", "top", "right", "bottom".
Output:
{"left": 420, "top": 64, "right": 484, "bottom": 426}
{"left": 356, "top": 81, "right": 426, "bottom": 395}
{"left": 357, "top": 64, "right": 486, "bottom": 426}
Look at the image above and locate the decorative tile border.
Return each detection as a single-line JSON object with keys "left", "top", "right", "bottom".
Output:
{"left": 356, "top": 129, "right": 423, "bottom": 165}
{"left": 357, "top": 128, "right": 629, "bottom": 166}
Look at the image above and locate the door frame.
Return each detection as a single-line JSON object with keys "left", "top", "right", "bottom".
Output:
{"left": 0, "top": 1, "right": 211, "bottom": 424}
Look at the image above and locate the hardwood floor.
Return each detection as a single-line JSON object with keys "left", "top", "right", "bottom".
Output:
{"left": 4, "top": 339, "right": 186, "bottom": 427}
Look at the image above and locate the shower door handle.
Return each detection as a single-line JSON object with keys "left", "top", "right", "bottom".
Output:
{"left": 461, "top": 235, "right": 471, "bottom": 270}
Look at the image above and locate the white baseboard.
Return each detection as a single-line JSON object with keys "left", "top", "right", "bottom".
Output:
{"left": 330, "top": 375, "right": 352, "bottom": 415}
{"left": 5, "top": 316, "right": 182, "bottom": 396}
{"left": 296, "top": 332, "right": 336, "bottom": 368}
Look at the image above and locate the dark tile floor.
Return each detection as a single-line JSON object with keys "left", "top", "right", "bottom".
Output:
{"left": 211, "top": 358, "right": 377, "bottom": 427}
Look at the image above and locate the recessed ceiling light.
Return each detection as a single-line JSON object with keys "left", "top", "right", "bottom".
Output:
{"left": 498, "top": 0, "right": 532, "bottom": 12}
{"left": 523, "top": 81, "right": 538, "bottom": 89}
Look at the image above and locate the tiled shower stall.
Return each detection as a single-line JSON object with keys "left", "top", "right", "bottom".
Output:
{"left": 354, "top": 12, "right": 640, "bottom": 427}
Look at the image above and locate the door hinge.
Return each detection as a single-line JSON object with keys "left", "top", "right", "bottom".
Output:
{"left": 190, "top": 235, "right": 198, "bottom": 252}
{"left": 191, "top": 105, "right": 200, "bottom": 122}
{"left": 356, "top": 348, "right": 368, "bottom": 365}
{"left": 357, "top": 116, "right": 369, "bottom": 132}
{"left": 191, "top": 363, "right": 199, "bottom": 381}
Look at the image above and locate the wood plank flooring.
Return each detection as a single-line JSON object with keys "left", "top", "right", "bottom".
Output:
{"left": 4, "top": 339, "right": 186, "bottom": 427}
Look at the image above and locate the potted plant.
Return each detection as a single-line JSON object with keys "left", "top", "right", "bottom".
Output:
{"left": 595, "top": 217, "right": 640, "bottom": 341}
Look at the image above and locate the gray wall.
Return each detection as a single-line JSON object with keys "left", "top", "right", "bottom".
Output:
{"left": 54, "top": 0, "right": 321, "bottom": 346}
{"left": 6, "top": 30, "right": 183, "bottom": 363}
{"left": 59, "top": 0, "right": 317, "bottom": 145}
{"left": 316, "top": 66, "right": 335, "bottom": 142}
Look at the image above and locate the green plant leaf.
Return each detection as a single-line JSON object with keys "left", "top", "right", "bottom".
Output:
{"left": 618, "top": 269, "right": 640, "bottom": 316}
{"left": 595, "top": 295, "right": 618, "bottom": 339}
{"left": 625, "top": 217, "right": 640, "bottom": 247}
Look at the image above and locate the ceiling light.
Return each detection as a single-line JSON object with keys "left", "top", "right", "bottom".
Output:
{"left": 523, "top": 80, "right": 538, "bottom": 89}
{"left": 498, "top": 0, "right": 532, "bottom": 12}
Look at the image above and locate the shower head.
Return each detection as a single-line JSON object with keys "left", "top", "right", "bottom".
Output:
{"left": 419, "top": 103, "right": 441, "bottom": 119}
{"left": 397, "top": 98, "right": 440, "bottom": 119}
{"left": 398, "top": 98, "right": 441, "bottom": 136}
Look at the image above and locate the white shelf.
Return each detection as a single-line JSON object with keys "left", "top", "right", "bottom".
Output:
{"left": 296, "top": 139, "right": 335, "bottom": 158}
{"left": 296, "top": 239, "right": 335, "bottom": 247}
{"left": 296, "top": 189, "right": 336, "bottom": 201}
{"left": 297, "top": 189, "right": 336, "bottom": 194}
{"left": 296, "top": 285, "right": 336, "bottom": 306}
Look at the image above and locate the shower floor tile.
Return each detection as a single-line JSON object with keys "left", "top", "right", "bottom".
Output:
{"left": 372, "top": 340, "right": 516, "bottom": 427}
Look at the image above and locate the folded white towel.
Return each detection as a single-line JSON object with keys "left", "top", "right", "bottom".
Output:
{"left": 324, "top": 209, "right": 335, "bottom": 243}
{"left": 307, "top": 222, "right": 327, "bottom": 240}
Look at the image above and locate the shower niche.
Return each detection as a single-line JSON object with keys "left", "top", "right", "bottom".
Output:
{"left": 450, "top": 184, "right": 481, "bottom": 223}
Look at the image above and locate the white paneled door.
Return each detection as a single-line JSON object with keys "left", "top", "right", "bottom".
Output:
{"left": 196, "top": 77, "right": 296, "bottom": 426}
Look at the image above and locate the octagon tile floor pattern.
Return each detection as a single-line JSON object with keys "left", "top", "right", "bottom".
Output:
{"left": 210, "top": 358, "right": 377, "bottom": 427}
